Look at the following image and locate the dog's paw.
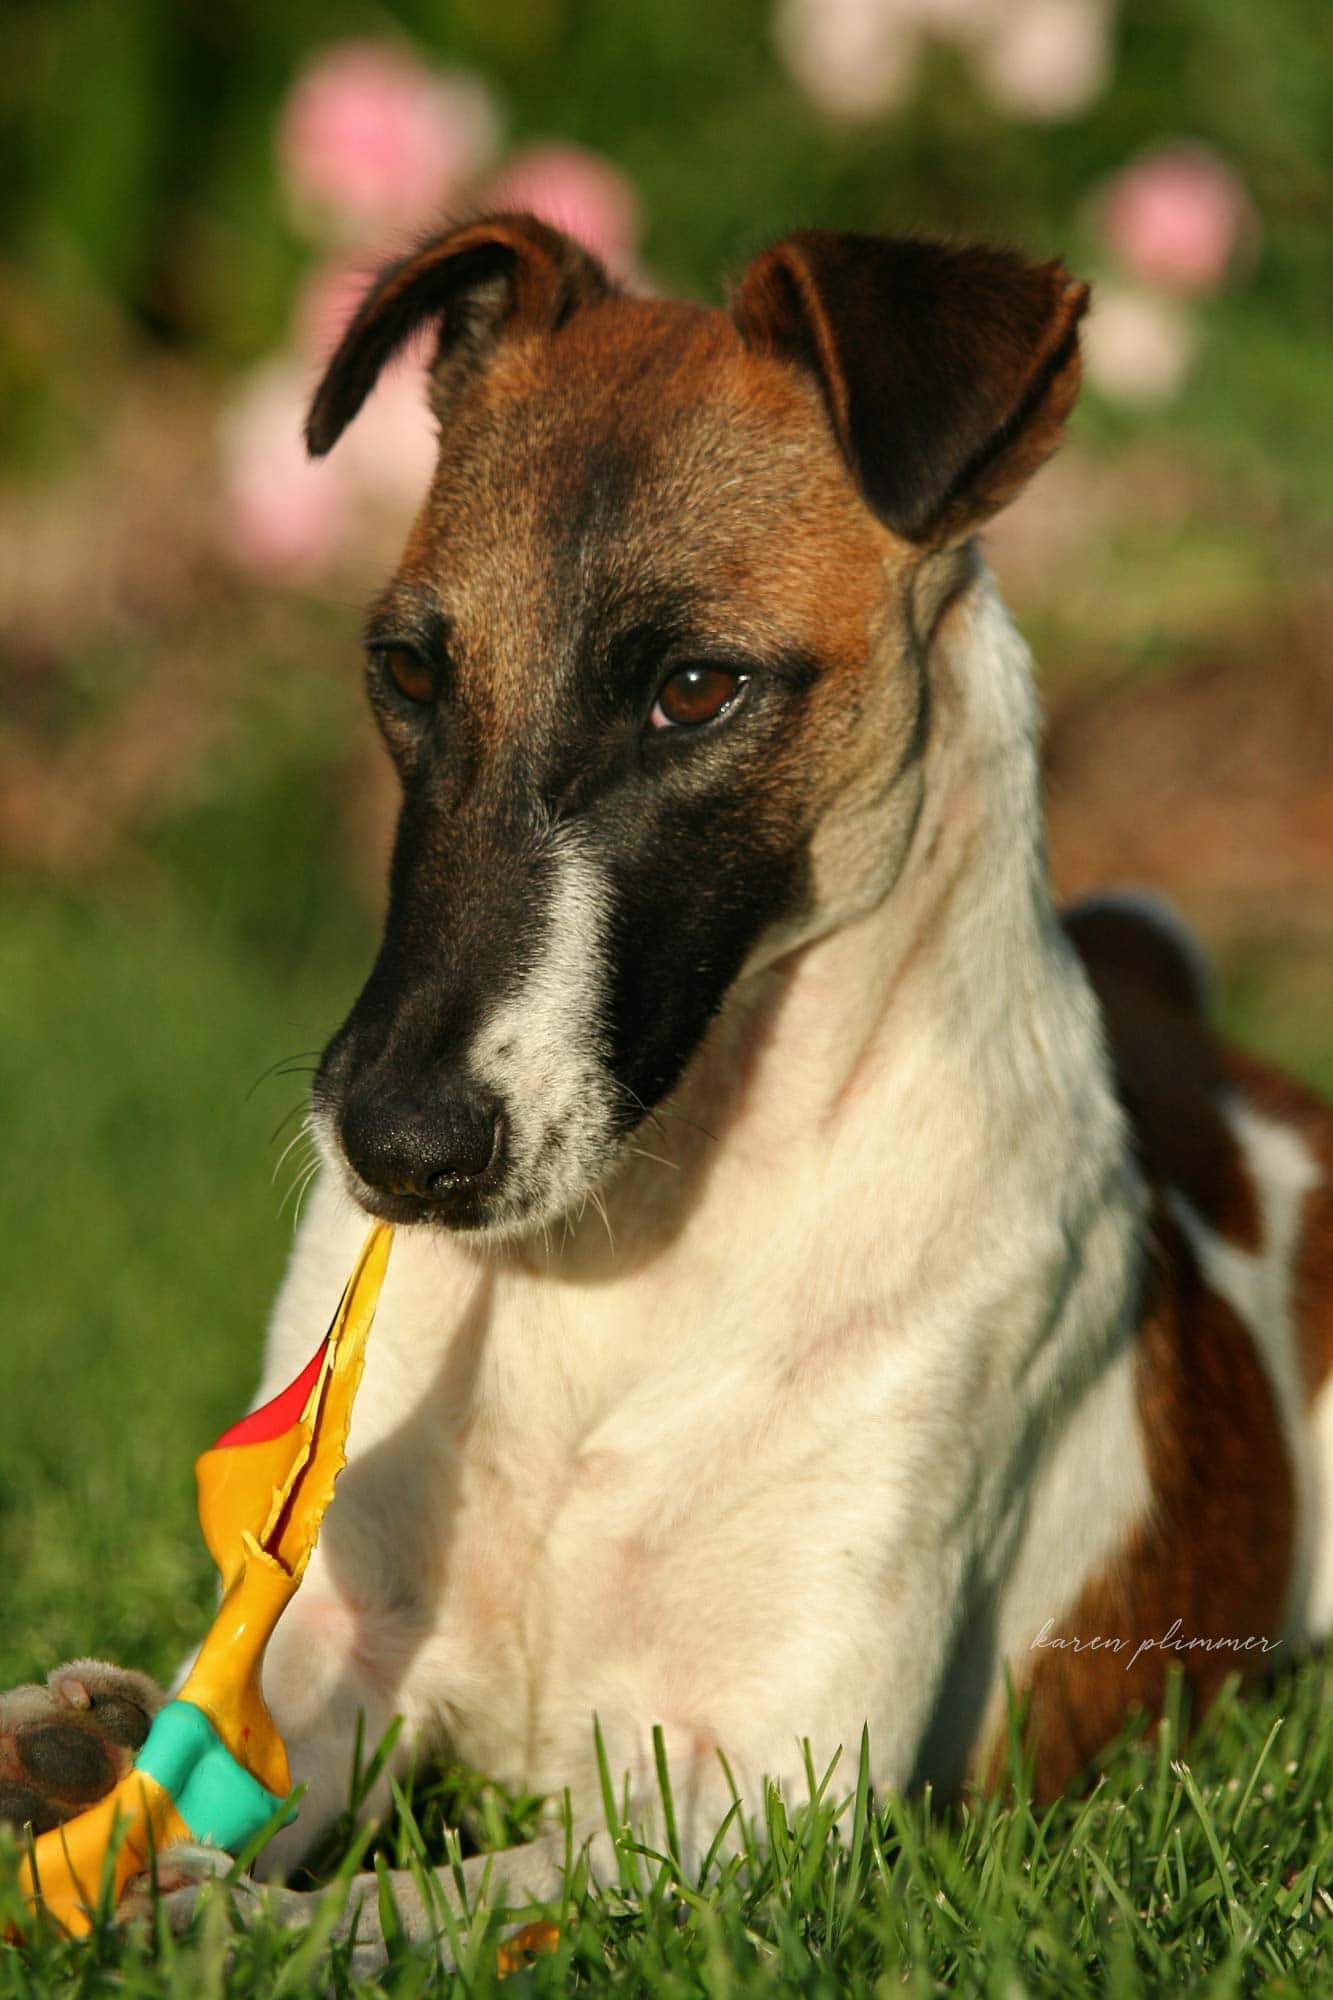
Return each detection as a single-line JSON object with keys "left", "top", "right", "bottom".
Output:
{"left": 126, "top": 1848, "right": 377, "bottom": 1962}
{"left": 0, "top": 1659, "right": 164, "bottom": 1835}
{"left": 120, "top": 1839, "right": 256, "bottom": 1929}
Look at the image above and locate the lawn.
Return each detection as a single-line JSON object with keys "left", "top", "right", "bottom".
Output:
{"left": 1, "top": 686, "right": 1331, "bottom": 1996}
{"left": 1, "top": 1666, "right": 1332, "bottom": 1996}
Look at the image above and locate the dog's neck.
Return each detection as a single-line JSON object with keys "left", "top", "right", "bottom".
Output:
{"left": 688, "top": 561, "right": 1051, "bottom": 1138}
{"left": 512, "top": 558, "right": 1134, "bottom": 1291}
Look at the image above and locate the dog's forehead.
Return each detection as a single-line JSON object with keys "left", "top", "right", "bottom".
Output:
{"left": 394, "top": 296, "right": 886, "bottom": 694}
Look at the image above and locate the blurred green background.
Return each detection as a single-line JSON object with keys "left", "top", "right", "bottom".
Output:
{"left": 0, "top": 0, "right": 1330, "bottom": 1690}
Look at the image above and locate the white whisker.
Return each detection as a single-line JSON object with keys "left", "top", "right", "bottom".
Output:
{"left": 277, "top": 1146, "right": 319, "bottom": 1221}
{"left": 291, "top": 1158, "right": 321, "bottom": 1232}
{"left": 271, "top": 1117, "right": 315, "bottom": 1186}
{"left": 589, "top": 1186, "right": 615, "bottom": 1255}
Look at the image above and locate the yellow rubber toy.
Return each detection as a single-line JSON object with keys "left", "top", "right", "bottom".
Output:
{"left": 16, "top": 1222, "right": 393, "bottom": 1936}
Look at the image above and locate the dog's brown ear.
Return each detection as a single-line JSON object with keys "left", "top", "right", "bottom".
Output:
{"left": 732, "top": 231, "right": 1089, "bottom": 544}
{"left": 305, "top": 213, "right": 611, "bottom": 457}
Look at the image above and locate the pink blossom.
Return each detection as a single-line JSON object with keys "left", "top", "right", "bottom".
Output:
{"left": 481, "top": 144, "right": 641, "bottom": 275}
{"left": 279, "top": 42, "right": 501, "bottom": 240}
{"left": 978, "top": 0, "right": 1112, "bottom": 121}
{"left": 1100, "top": 145, "right": 1258, "bottom": 296}
{"left": 773, "top": 0, "right": 920, "bottom": 120}
{"left": 295, "top": 255, "right": 439, "bottom": 389}
{"left": 336, "top": 362, "right": 438, "bottom": 513}
{"left": 773, "top": 0, "right": 1115, "bottom": 124}
{"left": 1082, "top": 284, "right": 1197, "bottom": 404}
{"left": 219, "top": 350, "right": 439, "bottom": 578}
{"left": 219, "top": 361, "right": 352, "bottom": 578}
{"left": 293, "top": 257, "right": 377, "bottom": 359}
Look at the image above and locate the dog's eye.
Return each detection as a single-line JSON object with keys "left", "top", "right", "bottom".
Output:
{"left": 374, "top": 645, "right": 436, "bottom": 707}
{"left": 649, "top": 666, "right": 747, "bottom": 731}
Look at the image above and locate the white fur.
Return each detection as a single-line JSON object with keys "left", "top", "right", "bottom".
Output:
{"left": 1307, "top": 1374, "right": 1333, "bottom": 1642}
{"left": 467, "top": 834, "right": 617, "bottom": 1230}
{"left": 251, "top": 566, "right": 1155, "bottom": 1910}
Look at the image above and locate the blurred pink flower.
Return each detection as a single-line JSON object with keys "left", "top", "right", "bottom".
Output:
{"left": 978, "top": 0, "right": 1111, "bottom": 121}
{"left": 295, "top": 256, "right": 438, "bottom": 381}
{"left": 1082, "top": 284, "right": 1197, "bottom": 404}
{"left": 336, "top": 362, "right": 438, "bottom": 513}
{"left": 219, "top": 361, "right": 352, "bottom": 578}
{"left": 1100, "top": 145, "right": 1258, "bottom": 295}
{"left": 481, "top": 144, "right": 641, "bottom": 275}
{"left": 773, "top": 0, "right": 920, "bottom": 120}
{"left": 279, "top": 42, "right": 501, "bottom": 240}
{"left": 220, "top": 332, "right": 437, "bottom": 579}
{"left": 774, "top": 0, "right": 1117, "bottom": 123}
{"left": 293, "top": 257, "right": 375, "bottom": 359}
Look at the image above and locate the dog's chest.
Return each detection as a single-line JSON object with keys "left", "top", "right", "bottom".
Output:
{"left": 294, "top": 1209, "right": 922, "bottom": 1795}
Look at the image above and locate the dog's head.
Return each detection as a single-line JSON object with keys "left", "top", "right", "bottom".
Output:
{"left": 308, "top": 215, "right": 1087, "bottom": 1233}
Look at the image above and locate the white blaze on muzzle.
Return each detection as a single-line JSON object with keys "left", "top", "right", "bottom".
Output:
{"left": 468, "top": 835, "right": 617, "bottom": 1222}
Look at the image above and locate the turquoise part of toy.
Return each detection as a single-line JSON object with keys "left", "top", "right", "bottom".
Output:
{"left": 135, "top": 1700, "right": 294, "bottom": 1851}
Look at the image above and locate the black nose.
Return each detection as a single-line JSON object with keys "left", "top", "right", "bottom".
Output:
{"left": 340, "top": 1082, "right": 504, "bottom": 1210}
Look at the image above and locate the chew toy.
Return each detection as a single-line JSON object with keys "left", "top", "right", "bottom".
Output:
{"left": 17, "top": 1222, "right": 393, "bottom": 1935}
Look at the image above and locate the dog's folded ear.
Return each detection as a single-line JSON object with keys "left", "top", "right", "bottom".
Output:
{"left": 732, "top": 231, "right": 1089, "bottom": 545}
{"left": 305, "top": 213, "right": 611, "bottom": 457}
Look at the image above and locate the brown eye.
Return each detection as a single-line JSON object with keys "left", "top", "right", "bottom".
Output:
{"left": 649, "top": 665, "right": 747, "bottom": 731}
{"left": 377, "top": 645, "right": 436, "bottom": 706}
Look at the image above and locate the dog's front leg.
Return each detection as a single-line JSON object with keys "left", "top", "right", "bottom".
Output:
{"left": 153, "top": 1747, "right": 792, "bottom": 1973}
{"left": 240, "top": 1580, "right": 433, "bottom": 1883}
{"left": 333, "top": 1812, "right": 654, "bottom": 1969}
{"left": 151, "top": 1787, "right": 697, "bottom": 1974}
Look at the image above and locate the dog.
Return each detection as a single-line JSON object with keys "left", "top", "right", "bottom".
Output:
{"left": 4, "top": 215, "right": 1332, "bottom": 1961}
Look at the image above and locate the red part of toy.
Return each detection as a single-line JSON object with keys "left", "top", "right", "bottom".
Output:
{"left": 211, "top": 1337, "right": 329, "bottom": 1450}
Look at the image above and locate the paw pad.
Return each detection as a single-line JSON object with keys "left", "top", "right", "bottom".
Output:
{"left": 84, "top": 1693, "right": 153, "bottom": 1752}
{"left": 17, "top": 1722, "right": 118, "bottom": 1805}
{"left": 0, "top": 1782, "right": 65, "bottom": 1837}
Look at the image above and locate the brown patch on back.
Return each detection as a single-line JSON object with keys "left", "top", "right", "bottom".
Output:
{"left": 1067, "top": 899, "right": 1333, "bottom": 1399}
{"left": 1222, "top": 1045, "right": 1333, "bottom": 1398}
{"left": 998, "top": 900, "right": 1333, "bottom": 1797}
{"left": 1065, "top": 901, "right": 1262, "bottom": 1251}
{"left": 998, "top": 1202, "right": 1294, "bottom": 1800}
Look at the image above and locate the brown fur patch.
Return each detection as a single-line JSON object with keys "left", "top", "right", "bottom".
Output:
{"left": 1001, "top": 1203, "right": 1294, "bottom": 1800}
{"left": 1065, "top": 903, "right": 1262, "bottom": 1252}
{"left": 1067, "top": 902, "right": 1333, "bottom": 1398}
{"left": 1222, "top": 1046, "right": 1333, "bottom": 1398}
{"left": 990, "top": 903, "right": 1333, "bottom": 1797}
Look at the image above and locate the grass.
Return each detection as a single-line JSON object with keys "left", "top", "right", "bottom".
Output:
{"left": 1, "top": 1666, "right": 1331, "bottom": 1995}
{"left": 1, "top": 709, "right": 1331, "bottom": 1995}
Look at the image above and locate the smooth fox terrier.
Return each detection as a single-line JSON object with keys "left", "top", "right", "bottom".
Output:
{"left": 5, "top": 217, "right": 1332, "bottom": 1959}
